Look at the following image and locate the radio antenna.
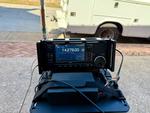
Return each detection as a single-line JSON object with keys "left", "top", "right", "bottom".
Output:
{"left": 40, "top": 0, "right": 47, "bottom": 40}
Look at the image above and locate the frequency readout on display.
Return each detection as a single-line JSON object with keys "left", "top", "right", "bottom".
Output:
{"left": 55, "top": 44, "right": 85, "bottom": 62}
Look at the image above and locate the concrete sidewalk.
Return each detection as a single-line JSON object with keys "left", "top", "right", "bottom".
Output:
{"left": 0, "top": 57, "right": 150, "bottom": 113}
{"left": 0, "top": 32, "right": 42, "bottom": 42}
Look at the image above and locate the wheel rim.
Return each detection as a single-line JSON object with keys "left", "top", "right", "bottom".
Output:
{"left": 99, "top": 29, "right": 115, "bottom": 39}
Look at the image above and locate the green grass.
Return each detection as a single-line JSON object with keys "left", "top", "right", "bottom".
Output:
{"left": 0, "top": 0, "right": 60, "bottom": 7}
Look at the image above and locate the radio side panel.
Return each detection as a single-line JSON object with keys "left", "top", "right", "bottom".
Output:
{"left": 37, "top": 42, "right": 43, "bottom": 74}
{"left": 107, "top": 40, "right": 116, "bottom": 72}
{"left": 37, "top": 42, "right": 49, "bottom": 74}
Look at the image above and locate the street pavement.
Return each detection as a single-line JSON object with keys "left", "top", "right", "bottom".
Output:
{"left": 0, "top": 3, "right": 58, "bottom": 42}
{"left": 0, "top": 5, "right": 41, "bottom": 32}
{"left": 0, "top": 56, "right": 150, "bottom": 113}
{"left": 0, "top": 3, "right": 57, "bottom": 32}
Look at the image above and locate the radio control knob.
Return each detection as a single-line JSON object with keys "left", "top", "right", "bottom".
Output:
{"left": 94, "top": 56, "right": 106, "bottom": 68}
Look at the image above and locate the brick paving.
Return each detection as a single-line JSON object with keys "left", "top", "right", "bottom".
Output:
{"left": 0, "top": 42, "right": 150, "bottom": 57}
{"left": 0, "top": 42, "right": 36, "bottom": 57}
{"left": 0, "top": 31, "right": 60, "bottom": 57}
{"left": 117, "top": 44, "right": 150, "bottom": 56}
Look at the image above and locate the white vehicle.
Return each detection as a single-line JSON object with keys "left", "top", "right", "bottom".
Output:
{"left": 56, "top": 0, "right": 150, "bottom": 40}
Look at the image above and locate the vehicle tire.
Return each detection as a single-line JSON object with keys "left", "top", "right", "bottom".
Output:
{"left": 95, "top": 27, "right": 120, "bottom": 41}
{"left": 147, "top": 37, "right": 150, "bottom": 41}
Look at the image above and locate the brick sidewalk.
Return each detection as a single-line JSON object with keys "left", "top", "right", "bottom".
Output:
{"left": 0, "top": 42, "right": 36, "bottom": 57}
{"left": 117, "top": 44, "right": 150, "bottom": 56}
{"left": 0, "top": 42, "right": 150, "bottom": 57}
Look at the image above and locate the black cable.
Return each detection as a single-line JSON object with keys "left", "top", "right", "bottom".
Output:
{"left": 39, "top": 71, "right": 46, "bottom": 82}
{"left": 18, "top": 64, "right": 38, "bottom": 113}
{"left": 115, "top": 49, "right": 124, "bottom": 81}
{"left": 44, "top": 79, "right": 104, "bottom": 113}
{"left": 34, "top": 71, "right": 52, "bottom": 93}
{"left": 31, "top": 58, "right": 37, "bottom": 72}
{"left": 39, "top": 71, "right": 51, "bottom": 82}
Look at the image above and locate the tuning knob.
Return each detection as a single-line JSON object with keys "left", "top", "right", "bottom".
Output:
{"left": 94, "top": 56, "right": 106, "bottom": 68}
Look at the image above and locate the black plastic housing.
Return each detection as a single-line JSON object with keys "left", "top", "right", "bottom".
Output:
{"left": 37, "top": 38, "right": 116, "bottom": 74}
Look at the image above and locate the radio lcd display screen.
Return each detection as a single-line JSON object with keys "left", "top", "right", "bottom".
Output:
{"left": 55, "top": 44, "right": 85, "bottom": 63}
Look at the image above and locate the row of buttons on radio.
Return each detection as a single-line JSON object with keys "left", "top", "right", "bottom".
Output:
{"left": 55, "top": 64, "right": 95, "bottom": 68}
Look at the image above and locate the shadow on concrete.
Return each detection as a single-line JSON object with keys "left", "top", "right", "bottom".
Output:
{"left": 64, "top": 32, "right": 150, "bottom": 44}
{"left": 118, "top": 36, "right": 150, "bottom": 44}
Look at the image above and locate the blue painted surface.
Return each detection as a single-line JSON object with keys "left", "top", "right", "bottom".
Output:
{"left": 31, "top": 98, "right": 129, "bottom": 113}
